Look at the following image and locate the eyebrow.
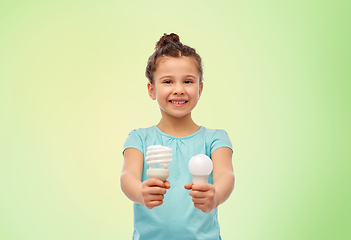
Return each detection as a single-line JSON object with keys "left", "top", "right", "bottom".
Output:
{"left": 184, "top": 75, "right": 197, "bottom": 79}
{"left": 159, "top": 75, "right": 173, "bottom": 80}
{"left": 159, "top": 74, "right": 197, "bottom": 80}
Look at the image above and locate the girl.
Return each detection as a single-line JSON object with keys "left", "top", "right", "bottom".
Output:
{"left": 121, "top": 33, "right": 234, "bottom": 240}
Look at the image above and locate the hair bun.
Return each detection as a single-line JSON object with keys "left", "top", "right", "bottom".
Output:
{"left": 155, "top": 33, "right": 180, "bottom": 50}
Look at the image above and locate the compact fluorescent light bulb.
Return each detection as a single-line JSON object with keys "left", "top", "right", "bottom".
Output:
{"left": 188, "top": 154, "right": 213, "bottom": 184}
{"left": 146, "top": 145, "right": 172, "bottom": 181}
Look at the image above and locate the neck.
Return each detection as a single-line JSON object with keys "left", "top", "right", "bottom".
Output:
{"left": 156, "top": 113, "right": 200, "bottom": 137}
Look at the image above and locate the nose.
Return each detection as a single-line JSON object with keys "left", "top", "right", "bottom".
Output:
{"left": 173, "top": 82, "right": 185, "bottom": 95}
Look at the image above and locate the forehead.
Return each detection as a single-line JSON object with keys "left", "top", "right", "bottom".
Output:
{"left": 154, "top": 56, "right": 200, "bottom": 78}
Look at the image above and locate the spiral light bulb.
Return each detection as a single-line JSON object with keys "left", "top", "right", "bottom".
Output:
{"left": 146, "top": 145, "right": 172, "bottom": 181}
{"left": 188, "top": 154, "right": 213, "bottom": 184}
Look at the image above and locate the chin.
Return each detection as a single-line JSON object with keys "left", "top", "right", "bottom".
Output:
{"left": 171, "top": 112, "right": 192, "bottom": 119}
{"left": 161, "top": 109, "right": 191, "bottom": 119}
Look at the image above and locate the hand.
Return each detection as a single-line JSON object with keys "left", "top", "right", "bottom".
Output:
{"left": 184, "top": 182, "right": 218, "bottom": 213}
{"left": 141, "top": 178, "right": 170, "bottom": 209}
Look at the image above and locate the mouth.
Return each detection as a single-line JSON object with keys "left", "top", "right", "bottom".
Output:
{"left": 169, "top": 100, "right": 188, "bottom": 106}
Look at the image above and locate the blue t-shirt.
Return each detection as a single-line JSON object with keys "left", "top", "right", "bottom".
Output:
{"left": 123, "top": 125, "right": 232, "bottom": 240}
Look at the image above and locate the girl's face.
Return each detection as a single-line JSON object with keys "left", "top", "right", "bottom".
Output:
{"left": 148, "top": 56, "right": 203, "bottom": 119}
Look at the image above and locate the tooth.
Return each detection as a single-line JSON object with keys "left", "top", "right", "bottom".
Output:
{"left": 171, "top": 101, "right": 186, "bottom": 104}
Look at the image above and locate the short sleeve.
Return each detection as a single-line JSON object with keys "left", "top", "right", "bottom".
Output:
{"left": 210, "top": 130, "right": 233, "bottom": 154}
{"left": 123, "top": 130, "right": 144, "bottom": 155}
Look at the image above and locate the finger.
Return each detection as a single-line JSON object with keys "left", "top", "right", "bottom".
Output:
{"left": 148, "top": 194, "right": 165, "bottom": 201}
{"left": 184, "top": 182, "right": 194, "bottom": 190}
{"left": 146, "top": 178, "right": 167, "bottom": 188}
{"left": 191, "top": 183, "right": 213, "bottom": 191}
{"left": 189, "top": 190, "right": 208, "bottom": 198}
{"left": 194, "top": 203, "right": 204, "bottom": 208}
{"left": 149, "top": 186, "right": 167, "bottom": 195}
{"left": 146, "top": 200, "right": 164, "bottom": 209}
{"left": 194, "top": 203, "right": 211, "bottom": 213}
{"left": 143, "top": 194, "right": 164, "bottom": 204}
{"left": 164, "top": 180, "right": 171, "bottom": 189}
{"left": 192, "top": 196, "right": 206, "bottom": 203}
{"left": 142, "top": 185, "right": 167, "bottom": 195}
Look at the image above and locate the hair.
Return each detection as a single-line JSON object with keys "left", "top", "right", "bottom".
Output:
{"left": 145, "top": 33, "right": 203, "bottom": 84}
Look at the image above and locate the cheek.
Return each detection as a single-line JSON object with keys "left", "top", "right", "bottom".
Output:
{"left": 155, "top": 88, "right": 168, "bottom": 100}
{"left": 190, "top": 88, "right": 201, "bottom": 98}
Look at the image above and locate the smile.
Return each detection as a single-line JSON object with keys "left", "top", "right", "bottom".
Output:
{"left": 169, "top": 100, "right": 188, "bottom": 105}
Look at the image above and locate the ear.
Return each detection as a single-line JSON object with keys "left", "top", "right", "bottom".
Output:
{"left": 147, "top": 82, "right": 156, "bottom": 100}
{"left": 198, "top": 83, "right": 204, "bottom": 99}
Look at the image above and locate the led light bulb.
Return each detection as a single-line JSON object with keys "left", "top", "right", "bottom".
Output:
{"left": 146, "top": 145, "right": 172, "bottom": 181}
{"left": 188, "top": 154, "right": 213, "bottom": 184}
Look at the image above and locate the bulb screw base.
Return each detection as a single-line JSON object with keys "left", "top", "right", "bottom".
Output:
{"left": 147, "top": 169, "right": 170, "bottom": 181}
{"left": 192, "top": 175, "right": 209, "bottom": 184}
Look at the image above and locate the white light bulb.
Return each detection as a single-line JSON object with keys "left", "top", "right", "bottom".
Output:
{"left": 188, "top": 154, "right": 213, "bottom": 184}
{"left": 146, "top": 145, "right": 172, "bottom": 181}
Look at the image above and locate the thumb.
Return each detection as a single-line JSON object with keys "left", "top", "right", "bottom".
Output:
{"left": 184, "top": 182, "right": 193, "bottom": 190}
{"left": 164, "top": 180, "right": 171, "bottom": 189}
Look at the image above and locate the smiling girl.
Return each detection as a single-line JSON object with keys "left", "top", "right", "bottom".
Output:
{"left": 121, "top": 33, "right": 234, "bottom": 240}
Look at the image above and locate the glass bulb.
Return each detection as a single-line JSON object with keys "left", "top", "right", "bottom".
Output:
{"left": 188, "top": 154, "right": 213, "bottom": 176}
{"left": 146, "top": 145, "right": 172, "bottom": 181}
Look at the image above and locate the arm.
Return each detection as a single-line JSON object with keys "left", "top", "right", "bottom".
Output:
{"left": 120, "top": 148, "right": 144, "bottom": 205}
{"left": 184, "top": 147, "right": 234, "bottom": 213}
{"left": 120, "top": 148, "right": 170, "bottom": 209}
{"left": 212, "top": 147, "right": 235, "bottom": 206}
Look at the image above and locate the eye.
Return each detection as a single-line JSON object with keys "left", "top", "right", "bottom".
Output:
{"left": 163, "top": 80, "right": 172, "bottom": 84}
{"left": 184, "top": 80, "right": 194, "bottom": 84}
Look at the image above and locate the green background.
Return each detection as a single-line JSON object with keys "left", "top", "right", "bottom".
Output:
{"left": 0, "top": 0, "right": 349, "bottom": 239}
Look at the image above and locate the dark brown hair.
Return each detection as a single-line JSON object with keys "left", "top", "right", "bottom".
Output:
{"left": 145, "top": 33, "right": 203, "bottom": 84}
